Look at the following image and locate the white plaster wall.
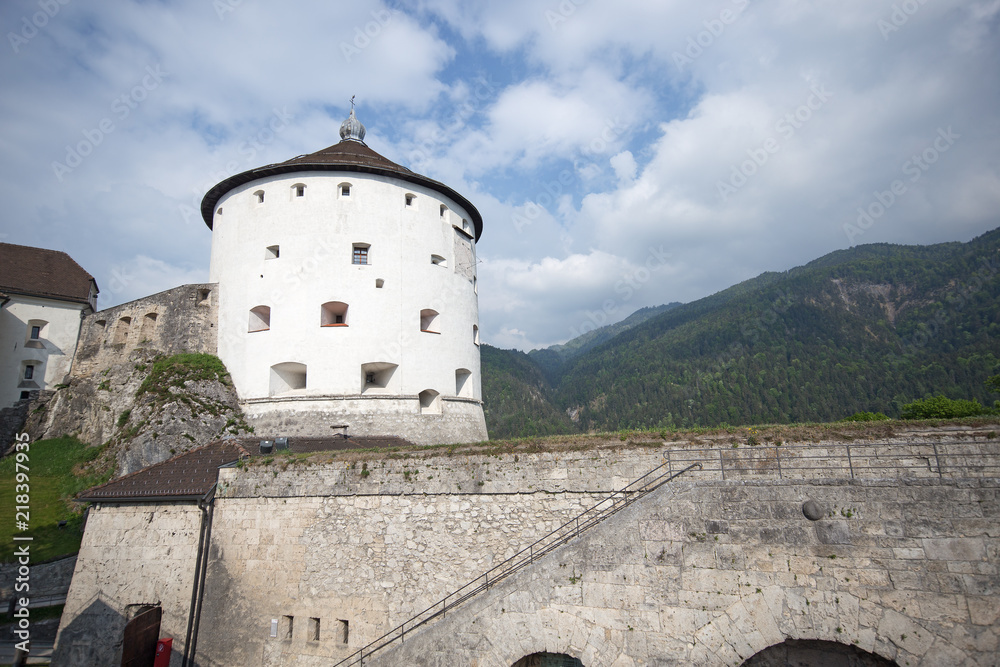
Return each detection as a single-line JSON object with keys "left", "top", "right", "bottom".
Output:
{"left": 209, "top": 170, "right": 485, "bottom": 443}
{"left": 0, "top": 295, "right": 85, "bottom": 407}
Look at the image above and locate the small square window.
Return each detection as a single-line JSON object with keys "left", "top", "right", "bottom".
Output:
{"left": 281, "top": 615, "right": 293, "bottom": 640}
{"left": 295, "top": 185, "right": 304, "bottom": 197}
{"left": 24, "top": 365, "right": 34, "bottom": 380}
{"left": 365, "top": 372, "right": 375, "bottom": 385}
{"left": 30, "top": 325, "right": 40, "bottom": 340}
{"left": 405, "top": 194, "right": 415, "bottom": 207}
{"left": 308, "top": 617, "right": 320, "bottom": 642}
{"left": 265, "top": 245, "right": 279, "bottom": 260}
{"left": 254, "top": 190, "right": 265, "bottom": 204}
{"left": 353, "top": 245, "right": 369, "bottom": 265}
{"left": 341, "top": 184, "right": 351, "bottom": 197}
{"left": 19, "top": 391, "right": 30, "bottom": 400}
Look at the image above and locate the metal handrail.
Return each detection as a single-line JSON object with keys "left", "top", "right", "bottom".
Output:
{"left": 333, "top": 436, "right": 999, "bottom": 665}
{"left": 334, "top": 461, "right": 703, "bottom": 666}
{"left": 659, "top": 439, "right": 1000, "bottom": 479}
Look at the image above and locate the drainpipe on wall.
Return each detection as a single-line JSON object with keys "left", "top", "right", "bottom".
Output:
{"left": 182, "top": 482, "right": 217, "bottom": 667}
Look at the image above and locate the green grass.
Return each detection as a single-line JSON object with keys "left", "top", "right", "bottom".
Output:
{"left": 0, "top": 436, "right": 111, "bottom": 563}
{"left": 137, "top": 353, "right": 229, "bottom": 399}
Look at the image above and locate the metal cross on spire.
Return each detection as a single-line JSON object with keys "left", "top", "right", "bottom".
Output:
{"left": 340, "top": 96, "right": 366, "bottom": 142}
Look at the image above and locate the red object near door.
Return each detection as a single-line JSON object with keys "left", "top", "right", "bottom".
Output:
{"left": 153, "top": 638, "right": 172, "bottom": 667}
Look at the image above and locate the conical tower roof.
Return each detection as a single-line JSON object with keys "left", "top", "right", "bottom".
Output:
{"left": 201, "top": 110, "right": 483, "bottom": 240}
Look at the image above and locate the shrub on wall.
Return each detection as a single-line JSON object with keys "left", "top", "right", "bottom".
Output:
{"left": 900, "top": 395, "right": 985, "bottom": 420}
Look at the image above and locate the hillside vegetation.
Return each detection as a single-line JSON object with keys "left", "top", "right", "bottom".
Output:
{"left": 482, "top": 228, "right": 1000, "bottom": 437}
{"left": 0, "top": 436, "right": 111, "bottom": 562}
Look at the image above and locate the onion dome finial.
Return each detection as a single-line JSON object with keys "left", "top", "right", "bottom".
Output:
{"left": 340, "top": 96, "right": 366, "bottom": 143}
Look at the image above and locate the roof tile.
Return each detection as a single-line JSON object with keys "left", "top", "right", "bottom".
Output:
{"left": 77, "top": 435, "right": 416, "bottom": 502}
{"left": 0, "top": 242, "right": 97, "bottom": 304}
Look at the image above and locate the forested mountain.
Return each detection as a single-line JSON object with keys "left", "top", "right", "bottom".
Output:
{"left": 527, "top": 303, "right": 681, "bottom": 385}
{"left": 479, "top": 344, "right": 577, "bottom": 438}
{"left": 481, "top": 228, "right": 1000, "bottom": 437}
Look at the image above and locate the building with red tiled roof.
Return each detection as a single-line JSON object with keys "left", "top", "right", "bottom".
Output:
{"left": 0, "top": 242, "right": 98, "bottom": 407}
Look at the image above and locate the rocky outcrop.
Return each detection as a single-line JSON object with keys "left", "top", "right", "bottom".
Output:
{"left": 22, "top": 283, "right": 252, "bottom": 476}
{"left": 0, "top": 396, "right": 31, "bottom": 451}
{"left": 27, "top": 348, "right": 251, "bottom": 475}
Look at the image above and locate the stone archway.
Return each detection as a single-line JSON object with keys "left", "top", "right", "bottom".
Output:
{"left": 740, "top": 639, "right": 898, "bottom": 666}
{"left": 512, "top": 652, "right": 585, "bottom": 667}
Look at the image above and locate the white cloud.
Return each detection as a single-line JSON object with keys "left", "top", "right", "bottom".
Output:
{"left": 610, "top": 151, "right": 636, "bottom": 184}
{"left": 1, "top": 0, "right": 997, "bottom": 350}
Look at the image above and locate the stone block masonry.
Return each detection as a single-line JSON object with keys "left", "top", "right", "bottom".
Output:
{"left": 70, "top": 283, "right": 218, "bottom": 378}
{"left": 53, "top": 425, "right": 1000, "bottom": 666}
{"left": 375, "top": 477, "right": 1000, "bottom": 666}
{"left": 24, "top": 282, "right": 252, "bottom": 474}
{"left": 53, "top": 503, "right": 204, "bottom": 666}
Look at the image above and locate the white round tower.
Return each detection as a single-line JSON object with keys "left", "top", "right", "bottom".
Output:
{"left": 201, "top": 109, "right": 487, "bottom": 444}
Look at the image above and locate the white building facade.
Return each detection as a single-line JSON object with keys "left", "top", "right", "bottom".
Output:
{"left": 0, "top": 243, "right": 98, "bottom": 408}
{"left": 201, "top": 111, "right": 487, "bottom": 444}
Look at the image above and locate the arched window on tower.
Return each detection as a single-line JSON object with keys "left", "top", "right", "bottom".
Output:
{"left": 249, "top": 305, "right": 271, "bottom": 332}
{"left": 339, "top": 182, "right": 352, "bottom": 198}
{"left": 418, "top": 389, "right": 441, "bottom": 414}
{"left": 473, "top": 324, "right": 480, "bottom": 345}
{"left": 420, "top": 309, "right": 439, "bottom": 333}
{"left": 320, "top": 301, "right": 349, "bottom": 326}
{"left": 254, "top": 190, "right": 265, "bottom": 204}
{"left": 361, "top": 362, "right": 397, "bottom": 394}
{"left": 269, "top": 362, "right": 307, "bottom": 396}
{"left": 352, "top": 243, "right": 370, "bottom": 265}
{"left": 292, "top": 183, "right": 306, "bottom": 198}
{"left": 455, "top": 369, "right": 472, "bottom": 398}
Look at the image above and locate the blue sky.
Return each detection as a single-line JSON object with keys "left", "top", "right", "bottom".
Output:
{"left": 1, "top": 0, "right": 998, "bottom": 350}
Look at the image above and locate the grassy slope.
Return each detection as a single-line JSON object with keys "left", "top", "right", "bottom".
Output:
{"left": 0, "top": 436, "right": 111, "bottom": 563}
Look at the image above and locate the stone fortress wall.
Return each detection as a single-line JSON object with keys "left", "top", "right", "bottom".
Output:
{"left": 69, "top": 283, "right": 218, "bottom": 379}
{"left": 378, "top": 476, "right": 999, "bottom": 667}
{"left": 53, "top": 426, "right": 1000, "bottom": 666}
{"left": 24, "top": 283, "right": 236, "bottom": 474}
